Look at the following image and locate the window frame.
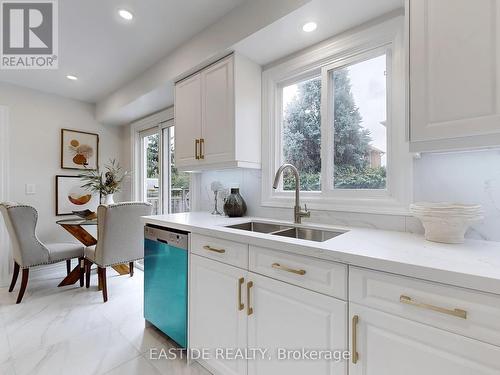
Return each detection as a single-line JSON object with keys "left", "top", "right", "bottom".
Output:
{"left": 161, "top": 121, "right": 173, "bottom": 214}
{"left": 261, "top": 16, "right": 412, "bottom": 215}
{"left": 131, "top": 108, "right": 197, "bottom": 215}
{"left": 320, "top": 46, "right": 391, "bottom": 198}
{"left": 139, "top": 126, "right": 161, "bottom": 213}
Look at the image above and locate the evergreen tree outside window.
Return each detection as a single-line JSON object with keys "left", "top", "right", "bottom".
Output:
{"left": 332, "top": 54, "right": 387, "bottom": 189}
{"left": 282, "top": 76, "right": 322, "bottom": 191}
{"left": 279, "top": 53, "right": 387, "bottom": 192}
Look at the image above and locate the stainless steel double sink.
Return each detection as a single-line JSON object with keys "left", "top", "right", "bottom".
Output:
{"left": 225, "top": 221, "right": 345, "bottom": 242}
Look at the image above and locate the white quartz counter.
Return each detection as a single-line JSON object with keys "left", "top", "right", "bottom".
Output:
{"left": 142, "top": 212, "right": 500, "bottom": 295}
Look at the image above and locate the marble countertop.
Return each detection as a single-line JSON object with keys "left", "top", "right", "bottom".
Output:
{"left": 142, "top": 212, "right": 500, "bottom": 295}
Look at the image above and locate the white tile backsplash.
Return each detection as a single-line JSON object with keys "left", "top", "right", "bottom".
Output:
{"left": 414, "top": 149, "right": 500, "bottom": 241}
{"left": 199, "top": 149, "right": 500, "bottom": 241}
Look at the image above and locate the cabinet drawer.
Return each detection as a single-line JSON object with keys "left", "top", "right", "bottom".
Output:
{"left": 249, "top": 246, "right": 347, "bottom": 300}
{"left": 349, "top": 267, "right": 500, "bottom": 346}
{"left": 191, "top": 234, "right": 248, "bottom": 269}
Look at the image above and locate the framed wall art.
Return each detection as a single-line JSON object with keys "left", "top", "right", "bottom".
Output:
{"left": 61, "top": 129, "right": 99, "bottom": 170}
{"left": 55, "top": 175, "right": 99, "bottom": 216}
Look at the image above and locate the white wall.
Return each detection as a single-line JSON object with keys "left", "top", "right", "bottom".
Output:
{"left": 0, "top": 82, "right": 127, "bottom": 245}
{"left": 199, "top": 149, "right": 500, "bottom": 241}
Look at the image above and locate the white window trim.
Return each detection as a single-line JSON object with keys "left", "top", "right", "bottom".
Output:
{"left": 261, "top": 16, "right": 412, "bottom": 215}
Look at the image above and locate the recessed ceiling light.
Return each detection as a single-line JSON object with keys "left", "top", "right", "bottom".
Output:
{"left": 66, "top": 75, "right": 78, "bottom": 81}
{"left": 302, "top": 22, "right": 317, "bottom": 33}
{"left": 118, "top": 9, "right": 134, "bottom": 21}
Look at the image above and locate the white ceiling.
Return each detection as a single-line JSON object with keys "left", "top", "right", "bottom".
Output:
{"left": 234, "top": 0, "right": 404, "bottom": 66}
{"left": 0, "top": 0, "right": 246, "bottom": 103}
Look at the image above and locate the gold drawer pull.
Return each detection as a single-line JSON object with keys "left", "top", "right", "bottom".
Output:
{"left": 271, "top": 263, "right": 306, "bottom": 275}
{"left": 247, "top": 281, "right": 253, "bottom": 316}
{"left": 203, "top": 245, "right": 225, "bottom": 254}
{"left": 238, "top": 277, "right": 244, "bottom": 311}
{"left": 400, "top": 295, "right": 467, "bottom": 319}
{"left": 352, "top": 315, "right": 359, "bottom": 364}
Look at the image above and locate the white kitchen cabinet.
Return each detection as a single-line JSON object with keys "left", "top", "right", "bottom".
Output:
{"left": 409, "top": 0, "right": 500, "bottom": 152}
{"left": 201, "top": 57, "right": 235, "bottom": 165}
{"left": 174, "top": 53, "right": 261, "bottom": 171}
{"left": 175, "top": 73, "right": 202, "bottom": 166}
{"left": 349, "top": 303, "right": 500, "bottom": 375}
{"left": 189, "top": 254, "right": 248, "bottom": 375}
{"left": 247, "top": 272, "right": 347, "bottom": 375}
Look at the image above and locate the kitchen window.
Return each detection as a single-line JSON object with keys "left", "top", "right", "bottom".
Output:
{"left": 281, "top": 76, "right": 322, "bottom": 192}
{"left": 262, "top": 16, "right": 412, "bottom": 214}
{"left": 328, "top": 53, "right": 388, "bottom": 190}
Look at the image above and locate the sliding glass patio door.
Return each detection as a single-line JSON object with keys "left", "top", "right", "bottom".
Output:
{"left": 139, "top": 127, "right": 161, "bottom": 214}
{"left": 162, "top": 121, "right": 190, "bottom": 214}
{"left": 138, "top": 120, "right": 190, "bottom": 215}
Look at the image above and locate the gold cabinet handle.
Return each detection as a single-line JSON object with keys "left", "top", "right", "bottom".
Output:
{"left": 238, "top": 277, "right": 244, "bottom": 311}
{"left": 271, "top": 263, "right": 306, "bottom": 276}
{"left": 195, "top": 139, "right": 200, "bottom": 160}
{"left": 400, "top": 295, "right": 467, "bottom": 319}
{"left": 199, "top": 138, "right": 205, "bottom": 159}
{"left": 247, "top": 281, "right": 253, "bottom": 316}
{"left": 352, "top": 315, "right": 359, "bottom": 364}
{"left": 203, "top": 245, "right": 225, "bottom": 254}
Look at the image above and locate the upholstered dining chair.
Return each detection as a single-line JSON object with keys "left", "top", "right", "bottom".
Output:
{"left": 0, "top": 203, "right": 85, "bottom": 303}
{"left": 84, "top": 202, "right": 152, "bottom": 302}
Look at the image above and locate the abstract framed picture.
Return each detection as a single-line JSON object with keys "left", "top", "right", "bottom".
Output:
{"left": 55, "top": 175, "right": 99, "bottom": 216}
{"left": 61, "top": 129, "right": 99, "bottom": 170}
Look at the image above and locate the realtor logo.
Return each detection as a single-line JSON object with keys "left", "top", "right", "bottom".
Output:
{"left": 1, "top": 0, "right": 58, "bottom": 69}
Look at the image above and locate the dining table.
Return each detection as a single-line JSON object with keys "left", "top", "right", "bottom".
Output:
{"left": 56, "top": 218, "right": 131, "bottom": 288}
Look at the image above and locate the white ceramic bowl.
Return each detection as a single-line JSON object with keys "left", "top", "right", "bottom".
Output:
{"left": 413, "top": 214, "right": 482, "bottom": 244}
{"left": 410, "top": 202, "right": 483, "bottom": 244}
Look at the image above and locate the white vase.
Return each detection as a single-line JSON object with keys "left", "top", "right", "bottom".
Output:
{"left": 103, "top": 194, "right": 114, "bottom": 205}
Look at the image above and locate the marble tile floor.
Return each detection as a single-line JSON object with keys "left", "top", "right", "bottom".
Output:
{"left": 0, "top": 264, "right": 211, "bottom": 375}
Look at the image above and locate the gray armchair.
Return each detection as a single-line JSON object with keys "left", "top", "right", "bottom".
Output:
{"left": 0, "top": 203, "right": 85, "bottom": 303}
{"left": 84, "top": 202, "right": 152, "bottom": 302}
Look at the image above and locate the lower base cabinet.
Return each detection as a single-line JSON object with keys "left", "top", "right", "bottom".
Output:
{"left": 190, "top": 255, "right": 248, "bottom": 375}
{"left": 349, "top": 303, "right": 500, "bottom": 375}
{"left": 247, "top": 272, "right": 347, "bottom": 375}
{"left": 190, "top": 254, "right": 347, "bottom": 375}
{"left": 190, "top": 252, "right": 500, "bottom": 375}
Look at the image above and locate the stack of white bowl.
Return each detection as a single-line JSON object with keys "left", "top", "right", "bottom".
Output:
{"left": 409, "top": 202, "right": 483, "bottom": 244}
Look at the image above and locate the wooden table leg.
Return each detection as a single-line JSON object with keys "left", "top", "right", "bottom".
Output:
{"left": 111, "top": 264, "right": 130, "bottom": 275}
{"left": 60, "top": 224, "right": 97, "bottom": 247}
{"left": 58, "top": 264, "right": 82, "bottom": 287}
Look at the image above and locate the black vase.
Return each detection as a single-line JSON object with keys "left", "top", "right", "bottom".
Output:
{"left": 223, "top": 188, "right": 247, "bottom": 217}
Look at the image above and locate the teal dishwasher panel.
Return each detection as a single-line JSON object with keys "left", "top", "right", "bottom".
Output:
{"left": 144, "top": 228, "right": 188, "bottom": 348}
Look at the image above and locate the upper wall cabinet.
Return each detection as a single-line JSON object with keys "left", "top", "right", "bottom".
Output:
{"left": 409, "top": 0, "right": 500, "bottom": 152}
{"left": 174, "top": 53, "right": 261, "bottom": 171}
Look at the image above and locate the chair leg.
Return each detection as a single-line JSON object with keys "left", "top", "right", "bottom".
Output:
{"left": 9, "top": 262, "right": 20, "bottom": 292}
{"left": 98, "top": 267, "right": 108, "bottom": 303}
{"left": 79, "top": 258, "right": 84, "bottom": 287}
{"left": 66, "top": 259, "right": 71, "bottom": 275}
{"left": 16, "top": 268, "right": 29, "bottom": 304}
{"left": 129, "top": 262, "right": 134, "bottom": 277}
{"left": 85, "top": 260, "right": 91, "bottom": 288}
